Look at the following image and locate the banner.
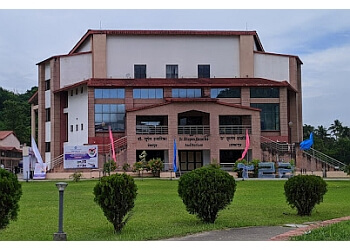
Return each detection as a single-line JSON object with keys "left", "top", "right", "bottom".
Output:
{"left": 64, "top": 145, "right": 98, "bottom": 169}
{"left": 33, "top": 163, "right": 47, "bottom": 180}
{"left": 31, "top": 137, "right": 43, "bottom": 164}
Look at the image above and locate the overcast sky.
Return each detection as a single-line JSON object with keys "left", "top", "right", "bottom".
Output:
{"left": 1, "top": 5, "right": 350, "bottom": 129}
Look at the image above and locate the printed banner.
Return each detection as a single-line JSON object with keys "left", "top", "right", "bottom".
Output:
{"left": 33, "top": 163, "right": 47, "bottom": 180}
{"left": 64, "top": 145, "right": 98, "bottom": 169}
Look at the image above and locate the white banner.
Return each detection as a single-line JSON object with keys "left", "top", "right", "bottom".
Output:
{"left": 33, "top": 163, "right": 47, "bottom": 180}
{"left": 64, "top": 145, "right": 98, "bottom": 169}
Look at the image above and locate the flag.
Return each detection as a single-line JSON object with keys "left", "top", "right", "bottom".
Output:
{"left": 300, "top": 132, "right": 314, "bottom": 150}
{"left": 239, "top": 129, "right": 250, "bottom": 160}
{"left": 31, "top": 136, "right": 43, "bottom": 164}
{"left": 109, "top": 126, "right": 116, "bottom": 163}
{"left": 173, "top": 139, "right": 177, "bottom": 172}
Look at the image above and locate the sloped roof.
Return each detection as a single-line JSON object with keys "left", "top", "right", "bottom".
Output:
{"left": 0, "top": 131, "right": 14, "bottom": 140}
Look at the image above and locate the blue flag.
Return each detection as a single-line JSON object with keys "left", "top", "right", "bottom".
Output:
{"left": 173, "top": 139, "right": 177, "bottom": 172}
{"left": 300, "top": 132, "right": 314, "bottom": 150}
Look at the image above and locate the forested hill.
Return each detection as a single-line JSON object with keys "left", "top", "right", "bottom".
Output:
{"left": 0, "top": 86, "right": 37, "bottom": 145}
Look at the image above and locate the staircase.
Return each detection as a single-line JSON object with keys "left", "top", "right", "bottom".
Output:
{"left": 47, "top": 136, "right": 128, "bottom": 172}
{"left": 261, "top": 136, "right": 347, "bottom": 172}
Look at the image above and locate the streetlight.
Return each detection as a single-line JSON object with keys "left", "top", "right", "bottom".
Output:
{"left": 53, "top": 182, "right": 68, "bottom": 241}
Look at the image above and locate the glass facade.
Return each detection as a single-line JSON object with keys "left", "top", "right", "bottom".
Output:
{"left": 95, "top": 104, "right": 125, "bottom": 132}
{"left": 133, "top": 88, "right": 163, "bottom": 99}
{"left": 172, "top": 88, "right": 202, "bottom": 98}
{"left": 94, "top": 88, "right": 125, "bottom": 99}
{"left": 251, "top": 103, "right": 280, "bottom": 131}
{"left": 250, "top": 87, "right": 279, "bottom": 98}
{"left": 211, "top": 88, "right": 241, "bottom": 98}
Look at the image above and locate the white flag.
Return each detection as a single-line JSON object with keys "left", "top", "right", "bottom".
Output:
{"left": 31, "top": 137, "right": 43, "bottom": 164}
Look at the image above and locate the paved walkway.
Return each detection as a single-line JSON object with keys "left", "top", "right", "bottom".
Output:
{"left": 164, "top": 216, "right": 350, "bottom": 241}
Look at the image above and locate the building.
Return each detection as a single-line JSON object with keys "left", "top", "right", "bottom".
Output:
{"left": 0, "top": 131, "right": 22, "bottom": 172}
{"left": 29, "top": 29, "right": 303, "bottom": 172}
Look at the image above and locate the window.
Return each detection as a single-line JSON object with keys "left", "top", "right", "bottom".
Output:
{"left": 70, "top": 125, "right": 73, "bottom": 132}
{"left": 251, "top": 103, "right": 280, "bottom": 131}
{"left": 172, "top": 88, "right": 202, "bottom": 98}
{"left": 95, "top": 104, "right": 125, "bottom": 132}
{"left": 134, "top": 65, "right": 146, "bottom": 79}
{"left": 45, "top": 142, "right": 50, "bottom": 152}
{"left": 211, "top": 88, "right": 241, "bottom": 98}
{"left": 70, "top": 90, "right": 73, "bottom": 96}
{"left": 45, "top": 108, "right": 50, "bottom": 122}
{"left": 166, "top": 65, "right": 178, "bottom": 78}
{"left": 133, "top": 88, "right": 163, "bottom": 99}
{"left": 198, "top": 65, "right": 210, "bottom": 78}
{"left": 81, "top": 87, "right": 84, "bottom": 94}
{"left": 75, "top": 88, "right": 78, "bottom": 95}
{"left": 250, "top": 87, "right": 279, "bottom": 98}
{"left": 76, "top": 124, "right": 79, "bottom": 131}
{"left": 81, "top": 123, "right": 84, "bottom": 131}
{"left": 45, "top": 79, "right": 50, "bottom": 91}
{"left": 94, "top": 88, "right": 125, "bottom": 99}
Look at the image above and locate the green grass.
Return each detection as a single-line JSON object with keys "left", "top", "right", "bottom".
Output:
{"left": 1, "top": 179, "right": 350, "bottom": 241}
{"left": 291, "top": 220, "right": 350, "bottom": 241}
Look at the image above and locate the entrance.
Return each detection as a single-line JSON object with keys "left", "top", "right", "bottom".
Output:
{"left": 179, "top": 150, "right": 203, "bottom": 171}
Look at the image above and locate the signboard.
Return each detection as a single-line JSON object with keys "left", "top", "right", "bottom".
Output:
{"left": 64, "top": 145, "right": 98, "bottom": 169}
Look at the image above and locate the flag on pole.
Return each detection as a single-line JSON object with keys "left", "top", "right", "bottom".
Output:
{"left": 173, "top": 139, "right": 177, "bottom": 172}
{"left": 31, "top": 136, "right": 43, "bottom": 164}
{"left": 239, "top": 129, "right": 250, "bottom": 160}
{"left": 109, "top": 126, "right": 116, "bottom": 162}
{"left": 300, "top": 132, "right": 314, "bottom": 150}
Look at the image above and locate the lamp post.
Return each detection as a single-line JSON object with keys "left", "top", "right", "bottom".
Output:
{"left": 53, "top": 182, "right": 68, "bottom": 241}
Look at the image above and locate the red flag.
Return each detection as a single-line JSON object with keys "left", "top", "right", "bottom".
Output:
{"left": 109, "top": 126, "right": 116, "bottom": 163}
{"left": 239, "top": 129, "right": 250, "bottom": 160}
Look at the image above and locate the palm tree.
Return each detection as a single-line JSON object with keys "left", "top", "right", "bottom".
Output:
{"left": 329, "top": 119, "right": 343, "bottom": 141}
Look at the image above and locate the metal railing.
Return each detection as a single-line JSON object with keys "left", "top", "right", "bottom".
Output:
{"left": 303, "top": 147, "right": 347, "bottom": 170}
{"left": 219, "top": 125, "right": 251, "bottom": 135}
{"left": 260, "top": 136, "right": 294, "bottom": 154}
{"left": 47, "top": 154, "right": 63, "bottom": 171}
{"left": 136, "top": 125, "right": 168, "bottom": 135}
{"left": 178, "top": 125, "right": 210, "bottom": 135}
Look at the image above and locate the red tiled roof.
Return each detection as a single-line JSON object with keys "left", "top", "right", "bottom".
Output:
{"left": 0, "top": 146, "right": 22, "bottom": 153}
{"left": 0, "top": 131, "right": 14, "bottom": 140}
{"left": 53, "top": 77, "right": 298, "bottom": 93}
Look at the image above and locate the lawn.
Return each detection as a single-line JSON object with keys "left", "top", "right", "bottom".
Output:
{"left": 0, "top": 179, "right": 350, "bottom": 241}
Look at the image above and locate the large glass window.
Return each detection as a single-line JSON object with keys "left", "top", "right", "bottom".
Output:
{"left": 172, "top": 88, "right": 202, "bottom": 98}
{"left": 250, "top": 87, "right": 279, "bottom": 98}
{"left": 95, "top": 104, "right": 125, "bottom": 132}
{"left": 134, "top": 65, "right": 146, "bottom": 79}
{"left": 133, "top": 88, "right": 163, "bottom": 99}
{"left": 94, "top": 88, "right": 125, "bottom": 99}
{"left": 251, "top": 103, "right": 280, "bottom": 131}
{"left": 166, "top": 65, "right": 178, "bottom": 78}
{"left": 211, "top": 88, "right": 241, "bottom": 98}
{"left": 198, "top": 65, "right": 210, "bottom": 78}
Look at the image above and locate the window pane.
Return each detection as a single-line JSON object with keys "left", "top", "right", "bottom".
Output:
{"left": 250, "top": 87, "right": 279, "bottom": 98}
{"left": 109, "top": 89, "right": 118, "bottom": 98}
{"left": 95, "top": 89, "right": 103, "bottom": 98}
{"left": 198, "top": 65, "right": 210, "bottom": 78}
{"left": 140, "top": 89, "right": 148, "bottom": 98}
{"left": 156, "top": 88, "right": 163, "bottom": 98}
{"left": 194, "top": 89, "right": 201, "bottom": 98}
{"left": 110, "top": 104, "right": 118, "bottom": 113}
{"left": 102, "top": 114, "right": 110, "bottom": 122}
{"left": 133, "top": 89, "right": 141, "bottom": 99}
{"left": 172, "top": 89, "right": 179, "bottom": 98}
{"left": 149, "top": 88, "right": 156, "bottom": 98}
{"left": 251, "top": 103, "right": 280, "bottom": 131}
{"left": 95, "top": 104, "right": 103, "bottom": 113}
{"left": 179, "top": 89, "right": 186, "bottom": 97}
{"left": 117, "top": 104, "right": 125, "bottom": 113}
{"left": 118, "top": 89, "right": 125, "bottom": 98}
{"left": 95, "top": 114, "right": 102, "bottom": 123}
{"left": 102, "top": 104, "right": 110, "bottom": 113}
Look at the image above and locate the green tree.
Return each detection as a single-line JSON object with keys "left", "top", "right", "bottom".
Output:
{"left": 329, "top": 119, "right": 343, "bottom": 141}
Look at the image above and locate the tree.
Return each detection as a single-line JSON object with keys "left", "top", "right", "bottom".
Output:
{"left": 329, "top": 119, "right": 343, "bottom": 141}
{"left": 0, "top": 168, "right": 23, "bottom": 230}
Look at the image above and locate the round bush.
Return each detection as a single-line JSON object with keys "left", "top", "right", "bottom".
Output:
{"left": 284, "top": 175, "right": 327, "bottom": 216}
{"left": 178, "top": 166, "right": 236, "bottom": 223}
{"left": 0, "top": 168, "right": 22, "bottom": 230}
{"left": 93, "top": 173, "right": 137, "bottom": 232}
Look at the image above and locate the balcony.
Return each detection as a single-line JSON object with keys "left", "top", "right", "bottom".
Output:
{"left": 178, "top": 125, "right": 210, "bottom": 135}
{"left": 136, "top": 125, "right": 168, "bottom": 135}
{"left": 219, "top": 125, "right": 251, "bottom": 135}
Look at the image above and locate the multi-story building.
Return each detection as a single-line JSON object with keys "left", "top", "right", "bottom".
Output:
{"left": 29, "top": 29, "right": 303, "bottom": 172}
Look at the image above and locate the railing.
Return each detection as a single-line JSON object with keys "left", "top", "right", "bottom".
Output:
{"left": 260, "top": 136, "right": 294, "bottom": 154}
{"left": 219, "top": 125, "right": 251, "bottom": 135}
{"left": 110, "top": 136, "right": 127, "bottom": 154}
{"left": 303, "top": 147, "right": 347, "bottom": 170}
{"left": 47, "top": 154, "right": 63, "bottom": 171}
{"left": 178, "top": 125, "right": 210, "bottom": 135}
{"left": 136, "top": 125, "right": 168, "bottom": 135}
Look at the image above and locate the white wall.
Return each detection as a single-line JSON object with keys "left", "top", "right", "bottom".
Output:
{"left": 254, "top": 53, "right": 289, "bottom": 82}
{"left": 106, "top": 36, "right": 240, "bottom": 78}
{"left": 60, "top": 53, "right": 92, "bottom": 87}
{"left": 45, "top": 122, "right": 51, "bottom": 142}
{"left": 66, "top": 86, "right": 88, "bottom": 146}
{"left": 45, "top": 63, "right": 50, "bottom": 80}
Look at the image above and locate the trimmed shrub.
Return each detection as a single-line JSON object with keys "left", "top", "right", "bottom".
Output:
{"left": 284, "top": 175, "right": 328, "bottom": 216}
{"left": 93, "top": 173, "right": 137, "bottom": 233}
{"left": 178, "top": 166, "right": 236, "bottom": 223}
{"left": 0, "top": 168, "right": 22, "bottom": 230}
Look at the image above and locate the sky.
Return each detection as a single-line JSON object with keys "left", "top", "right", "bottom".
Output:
{"left": 1, "top": 2, "right": 350, "bottom": 129}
